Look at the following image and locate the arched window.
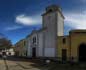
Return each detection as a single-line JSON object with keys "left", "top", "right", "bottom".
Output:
{"left": 33, "top": 37, "right": 36, "bottom": 44}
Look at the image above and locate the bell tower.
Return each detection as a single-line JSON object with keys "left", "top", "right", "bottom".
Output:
{"left": 42, "top": 5, "right": 64, "bottom": 57}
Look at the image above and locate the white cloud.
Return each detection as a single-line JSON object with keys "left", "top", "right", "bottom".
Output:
{"left": 15, "top": 14, "right": 42, "bottom": 25}
{"left": 4, "top": 26, "right": 23, "bottom": 31}
{"left": 64, "top": 11, "right": 86, "bottom": 29}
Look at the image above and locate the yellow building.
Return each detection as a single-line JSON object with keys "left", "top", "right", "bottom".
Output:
{"left": 57, "top": 30, "right": 86, "bottom": 62}
{"left": 14, "top": 39, "right": 26, "bottom": 57}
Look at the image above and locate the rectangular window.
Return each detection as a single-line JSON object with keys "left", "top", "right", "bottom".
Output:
{"left": 63, "top": 38, "right": 66, "bottom": 44}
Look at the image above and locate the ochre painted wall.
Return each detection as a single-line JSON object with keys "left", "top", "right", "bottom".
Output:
{"left": 70, "top": 31, "right": 86, "bottom": 62}
{"left": 15, "top": 39, "right": 26, "bottom": 56}
{"left": 57, "top": 30, "right": 86, "bottom": 62}
{"left": 57, "top": 36, "right": 70, "bottom": 61}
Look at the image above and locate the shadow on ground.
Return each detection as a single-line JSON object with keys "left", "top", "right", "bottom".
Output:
{"left": 1, "top": 56, "right": 86, "bottom": 70}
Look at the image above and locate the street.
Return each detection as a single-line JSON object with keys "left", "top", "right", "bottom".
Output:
{"left": 1, "top": 57, "right": 86, "bottom": 70}
{"left": 0, "top": 57, "right": 46, "bottom": 70}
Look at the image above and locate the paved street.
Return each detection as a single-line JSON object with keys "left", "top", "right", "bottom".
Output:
{"left": 1, "top": 57, "right": 86, "bottom": 70}
{"left": 0, "top": 57, "right": 46, "bottom": 70}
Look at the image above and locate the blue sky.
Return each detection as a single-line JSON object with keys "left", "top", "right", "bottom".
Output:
{"left": 0, "top": 0, "right": 86, "bottom": 44}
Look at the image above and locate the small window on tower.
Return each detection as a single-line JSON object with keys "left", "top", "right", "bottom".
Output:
{"left": 49, "top": 9, "right": 53, "bottom": 12}
{"left": 63, "top": 38, "right": 66, "bottom": 44}
{"left": 47, "top": 9, "right": 53, "bottom": 13}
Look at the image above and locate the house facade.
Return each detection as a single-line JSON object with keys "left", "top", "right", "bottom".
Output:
{"left": 1, "top": 46, "right": 15, "bottom": 56}
{"left": 57, "top": 30, "right": 86, "bottom": 62}
{"left": 6, "top": 47, "right": 15, "bottom": 56}
{"left": 14, "top": 39, "right": 26, "bottom": 57}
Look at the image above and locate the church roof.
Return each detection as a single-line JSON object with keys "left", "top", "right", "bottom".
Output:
{"left": 42, "top": 5, "right": 64, "bottom": 19}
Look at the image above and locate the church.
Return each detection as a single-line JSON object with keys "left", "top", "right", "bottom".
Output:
{"left": 26, "top": 5, "right": 64, "bottom": 58}
{"left": 25, "top": 5, "right": 86, "bottom": 62}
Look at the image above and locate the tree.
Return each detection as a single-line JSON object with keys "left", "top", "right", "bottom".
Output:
{"left": 0, "top": 38, "right": 12, "bottom": 49}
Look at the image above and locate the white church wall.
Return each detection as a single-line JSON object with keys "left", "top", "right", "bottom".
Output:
{"left": 37, "top": 31, "right": 44, "bottom": 57}
{"left": 42, "top": 6, "right": 64, "bottom": 57}
{"left": 42, "top": 12, "right": 57, "bottom": 57}
{"left": 57, "top": 12, "right": 64, "bottom": 36}
{"left": 27, "top": 37, "right": 32, "bottom": 57}
{"left": 44, "top": 47, "right": 56, "bottom": 57}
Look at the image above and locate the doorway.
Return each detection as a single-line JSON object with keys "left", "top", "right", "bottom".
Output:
{"left": 62, "top": 49, "right": 67, "bottom": 61}
{"left": 32, "top": 47, "right": 36, "bottom": 58}
{"left": 79, "top": 43, "right": 86, "bottom": 62}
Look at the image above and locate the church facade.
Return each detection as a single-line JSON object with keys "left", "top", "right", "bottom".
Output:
{"left": 15, "top": 5, "right": 86, "bottom": 62}
{"left": 26, "top": 5, "right": 64, "bottom": 58}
